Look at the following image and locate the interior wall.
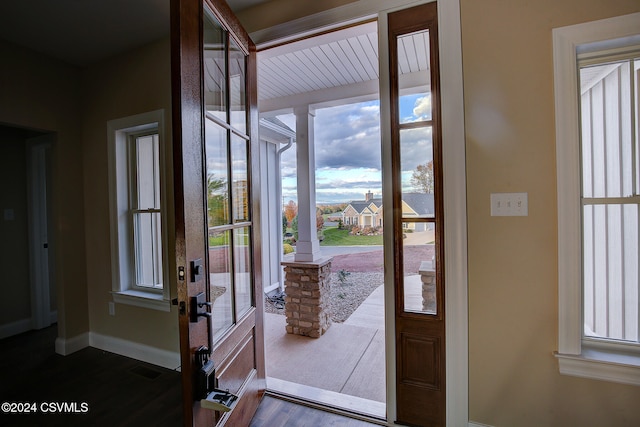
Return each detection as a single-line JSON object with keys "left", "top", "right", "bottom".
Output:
{"left": 239, "top": 0, "right": 640, "bottom": 425}
{"left": 80, "top": 37, "right": 179, "bottom": 353}
{"left": 460, "top": 0, "right": 640, "bottom": 426}
{"left": 0, "top": 127, "right": 31, "bottom": 329}
{"left": 0, "top": 40, "right": 88, "bottom": 341}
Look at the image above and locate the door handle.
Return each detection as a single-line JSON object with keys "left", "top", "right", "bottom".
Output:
{"left": 190, "top": 292, "right": 213, "bottom": 355}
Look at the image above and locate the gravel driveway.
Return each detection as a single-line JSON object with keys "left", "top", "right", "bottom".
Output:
{"left": 329, "top": 245, "right": 434, "bottom": 274}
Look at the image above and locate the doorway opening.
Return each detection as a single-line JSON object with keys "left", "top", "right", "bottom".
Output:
{"left": 0, "top": 125, "right": 55, "bottom": 340}
{"left": 257, "top": 22, "right": 387, "bottom": 419}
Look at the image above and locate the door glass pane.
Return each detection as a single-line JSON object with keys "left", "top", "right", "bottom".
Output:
{"left": 231, "top": 134, "right": 249, "bottom": 222}
{"left": 206, "top": 120, "right": 229, "bottom": 227}
{"left": 229, "top": 37, "right": 247, "bottom": 133}
{"left": 397, "top": 30, "right": 431, "bottom": 123}
{"left": 209, "top": 229, "right": 233, "bottom": 340}
{"left": 400, "top": 127, "right": 434, "bottom": 218}
{"left": 204, "top": 10, "right": 226, "bottom": 122}
{"left": 402, "top": 222, "right": 437, "bottom": 314}
{"left": 234, "top": 227, "right": 252, "bottom": 318}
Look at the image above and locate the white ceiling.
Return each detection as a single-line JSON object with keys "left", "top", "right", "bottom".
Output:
{"left": 258, "top": 22, "right": 431, "bottom": 114}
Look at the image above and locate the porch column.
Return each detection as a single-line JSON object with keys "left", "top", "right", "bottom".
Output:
{"left": 294, "top": 105, "right": 321, "bottom": 262}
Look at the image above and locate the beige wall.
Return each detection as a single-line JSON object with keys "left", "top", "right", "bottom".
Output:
{"left": 240, "top": 0, "right": 640, "bottom": 425}
{"left": 0, "top": 36, "right": 178, "bottom": 354}
{"left": 461, "top": 0, "right": 640, "bottom": 426}
{"left": 0, "top": 40, "right": 88, "bottom": 340}
{"left": 0, "top": 127, "right": 31, "bottom": 326}
{"left": 81, "top": 37, "right": 179, "bottom": 353}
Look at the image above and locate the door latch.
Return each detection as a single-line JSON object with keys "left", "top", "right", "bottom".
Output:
{"left": 190, "top": 258, "right": 204, "bottom": 282}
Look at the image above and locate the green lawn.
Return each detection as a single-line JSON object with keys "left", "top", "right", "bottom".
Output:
{"left": 320, "top": 227, "right": 383, "bottom": 246}
{"left": 208, "top": 233, "right": 249, "bottom": 247}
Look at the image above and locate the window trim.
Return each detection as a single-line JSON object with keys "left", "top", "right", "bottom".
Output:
{"left": 107, "top": 110, "right": 170, "bottom": 311}
{"left": 553, "top": 12, "right": 640, "bottom": 385}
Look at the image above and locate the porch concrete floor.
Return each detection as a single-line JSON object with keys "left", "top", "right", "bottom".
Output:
{"left": 264, "top": 274, "right": 427, "bottom": 418}
{"left": 264, "top": 284, "right": 387, "bottom": 406}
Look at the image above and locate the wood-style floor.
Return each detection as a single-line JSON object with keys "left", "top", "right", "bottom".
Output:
{"left": 0, "top": 325, "right": 386, "bottom": 426}
{"left": 0, "top": 325, "right": 182, "bottom": 426}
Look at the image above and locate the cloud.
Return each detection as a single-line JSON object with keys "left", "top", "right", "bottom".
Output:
{"left": 397, "top": 127, "right": 433, "bottom": 172}
{"left": 314, "top": 101, "right": 381, "bottom": 170}
{"left": 275, "top": 99, "right": 430, "bottom": 203}
{"left": 412, "top": 95, "right": 431, "bottom": 119}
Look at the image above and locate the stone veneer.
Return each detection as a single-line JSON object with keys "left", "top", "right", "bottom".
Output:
{"left": 281, "top": 257, "right": 333, "bottom": 338}
{"left": 419, "top": 260, "right": 437, "bottom": 313}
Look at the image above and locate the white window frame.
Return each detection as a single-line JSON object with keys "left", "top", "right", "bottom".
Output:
{"left": 107, "top": 110, "right": 170, "bottom": 311}
{"left": 553, "top": 12, "right": 640, "bottom": 386}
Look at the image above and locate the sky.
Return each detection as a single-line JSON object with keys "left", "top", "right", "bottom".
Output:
{"left": 279, "top": 92, "right": 433, "bottom": 205}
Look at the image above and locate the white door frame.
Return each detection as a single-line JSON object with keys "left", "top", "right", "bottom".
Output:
{"left": 27, "top": 134, "right": 56, "bottom": 330}
{"left": 252, "top": 1, "right": 468, "bottom": 424}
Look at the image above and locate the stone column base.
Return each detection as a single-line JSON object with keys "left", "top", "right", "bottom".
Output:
{"left": 281, "top": 257, "right": 333, "bottom": 338}
{"left": 419, "top": 260, "right": 436, "bottom": 313}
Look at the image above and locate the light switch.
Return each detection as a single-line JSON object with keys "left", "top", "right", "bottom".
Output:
{"left": 4, "top": 208, "right": 14, "bottom": 221}
{"left": 491, "top": 193, "right": 528, "bottom": 216}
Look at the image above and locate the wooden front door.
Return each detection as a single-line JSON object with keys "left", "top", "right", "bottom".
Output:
{"left": 171, "top": 0, "right": 264, "bottom": 425}
{"left": 388, "top": 3, "right": 445, "bottom": 426}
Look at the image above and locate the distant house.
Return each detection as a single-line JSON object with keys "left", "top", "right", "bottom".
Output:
{"left": 400, "top": 192, "right": 435, "bottom": 232}
{"left": 342, "top": 191, "right": 434, "bottom": 230}
{"left": 342, "top": 191, "right": 383, "bottom": 227}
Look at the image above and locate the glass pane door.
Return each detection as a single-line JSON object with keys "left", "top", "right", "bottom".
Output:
{"left": 203, "top": 9, "right": 254, "bottom": 344}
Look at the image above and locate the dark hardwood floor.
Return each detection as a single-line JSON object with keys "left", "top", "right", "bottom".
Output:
{"left": 1, "top": 326, "right": 385, "bottom": 426}
{"left": 0, "top": 325, "right": 182, "bottom": 426}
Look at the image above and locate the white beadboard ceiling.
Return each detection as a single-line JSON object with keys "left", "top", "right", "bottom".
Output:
{"left": 257, "top": 21, "right": 431, "bottom": 114}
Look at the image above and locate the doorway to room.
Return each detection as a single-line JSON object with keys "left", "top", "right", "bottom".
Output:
{"left": 0, "top": 125, "right": 56, "bottom": 340}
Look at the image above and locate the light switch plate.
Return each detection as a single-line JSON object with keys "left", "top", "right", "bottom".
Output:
{"left": 491, "top": 192, "right": 528, "bottom": 216}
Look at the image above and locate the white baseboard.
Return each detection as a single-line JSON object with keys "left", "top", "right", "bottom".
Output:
{"left": 55, "top": 332, "right": 90, "bottom": 355}
{"left": 0, "top": 318, "right": 32, "bottom": 339}
{"left": 469, "top": 422, "right": 495, "bottom": 427}
{"left": 89, "top": 332, "right": 180, "bottom": 370}
{"left": 53, "top": 330, "right": 180, "bottom": 370}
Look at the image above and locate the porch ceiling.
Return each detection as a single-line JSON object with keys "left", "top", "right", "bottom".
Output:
{"left": 257, "top": 21, "right": 431, "bottom": 115}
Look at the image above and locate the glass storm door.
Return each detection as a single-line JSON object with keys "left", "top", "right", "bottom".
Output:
{"left": 171, "top": 0, "right": 264, "bottom": 425}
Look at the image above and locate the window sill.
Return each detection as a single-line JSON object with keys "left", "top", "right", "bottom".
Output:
{"left": 555, "top": 348, "right": 640, "bottom": 386}
{"left": 112, "top": 290, "right": 171, "bottom": 312}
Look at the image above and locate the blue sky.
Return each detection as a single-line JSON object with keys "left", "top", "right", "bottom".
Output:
{"left": 279, "top": 93, "right": 432, "bottom": 204}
